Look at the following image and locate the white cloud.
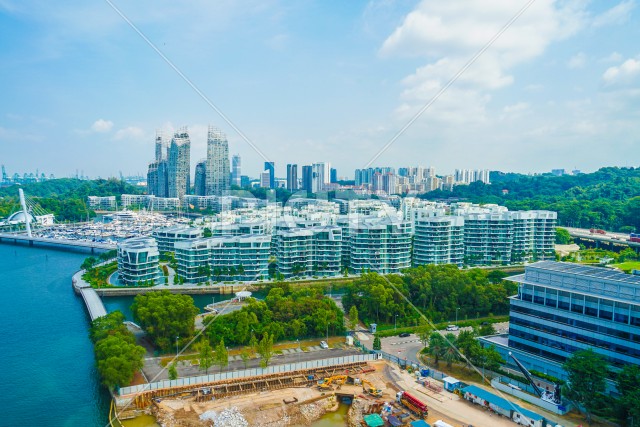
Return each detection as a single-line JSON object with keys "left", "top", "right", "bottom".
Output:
{"left": 600, "top": 51, "right": 623, "bottom": 63}
{"left": 603, "top": 57, "right": 640, "bottom": 85}
{"left": 114, "top": 126, "right": 144, "bottom": 140}
{"left": 380, "top": 0, "right": 586, "bottom": 124}
{"left": 91, "top": 119, "right": 114, "bottom": 133}
{"left": 567, "top": 52, "right": 587, "bottom": 69}
{"left": 265, "top": 33, "right": 289, "bottom": 51}
{"left": 592, "top": 0, "right": 635, "bottom": 28}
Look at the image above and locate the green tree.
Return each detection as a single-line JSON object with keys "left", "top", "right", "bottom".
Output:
{"left": 563, "top": 349, "right": 608, "bottom": 425}
{"left": 198, "top": 338, "right": 214, "bottom": 374}
{"left": 556, "top": 227, "right": 573, "bottom": 244}
{"left": 94, "top": 334, "right": 145, "bottom": 389}
{"left": 348, "top": 305, "right": 359, "bottom": 332}
{"left": 168, "top": 362, "right": 178, "bottom": 380}
{"left": 215, "top": 338, "right": 229, "bottom": 372}
{"left": 89, "top": 311, "right": 127, "bottom": 343}
{"left": 131, "top": 291, "right": 199, "bottom": 351}
{"left": 203, "top": 227, "right": 212, "bottom": 238}
{"left": 428, "top": 332, "right": 446, "bottom": 365}
{"left": 617, "top": 364, "right": 640, "bottom": 425}
{"left": 442, "top": 333, "right": 459, "bottom": 368}
{"left": 257, "top": 333, "right": 274, "bottom": 368}
{"left": 240, "top": 348, "right": 251, "bottom": 369}
{"left": 81, "top": 256, "right": 98, "bottom": 271}
{"left": 249, "top": 333, "right": 258, "bottom": 356}
{"left": 372, "top": 336, "right": 381, "bottom": 351}
{"left": 478, "top": 323, "right": 496, "bottom": 336}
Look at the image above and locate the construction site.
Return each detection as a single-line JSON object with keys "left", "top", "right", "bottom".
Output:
{"left": 112, "top": 351, "right": 580, "bottom": 427}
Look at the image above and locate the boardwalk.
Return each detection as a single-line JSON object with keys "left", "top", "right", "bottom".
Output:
{"left": 72, "top": 269, "right": 108, "bottom": 321}
{"left": 0, "top": 232, "right": 116, "bottom": 251}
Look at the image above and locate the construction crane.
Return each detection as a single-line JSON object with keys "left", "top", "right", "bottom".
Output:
{"left": 317, "top": 375, "right": 348, "bottom": 390}
{"left": 509, "top": 352, "right": 561, "bottom": 404}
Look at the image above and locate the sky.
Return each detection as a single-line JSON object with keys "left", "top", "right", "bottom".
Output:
{"left": 0, "top": 0, "right": 639, "bottom": 180}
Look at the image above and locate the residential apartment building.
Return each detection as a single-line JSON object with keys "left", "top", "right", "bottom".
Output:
{"left": 174, "top": 234, "right": 271, "bottom": 282}
{"left": 151, "top": 226, "right": 203, "bottom": 254}
{"left": 87, "top": 196, "right": 116, "bottom": 210}
{"left": 206, "top": 127, "right": 230, "bottom": 195}
{"left": 231, "top": 154, "right": 241, "bottom": 187}
{"left": 275, "top": 226, "right": 342, "bottom": 278}
{"left": 167, "top": 129, "right": 191, "bottom": 199}
{"left": 194, "top": 160, "right": 206, "bottom": 196}
{"left": 117, "top": 237, "right": 163, "bottom": 286}
{"left": 349, "top": 217, "right": 412, "bottom": 274}
{"left": 480, "top": 261, "right": 640, "bottom": 385}
{"left": 413, "top": 211, "right": 464, "bottom": 267}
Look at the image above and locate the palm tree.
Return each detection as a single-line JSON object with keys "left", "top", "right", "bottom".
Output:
{"left": 442, "top": 333, "right": 459, "bottom": 368}
{"left": 428, "top": 333, "right": 446, "bottom": 365}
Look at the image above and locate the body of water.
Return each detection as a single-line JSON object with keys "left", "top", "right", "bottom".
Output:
{"left": 0, "top": 244, "right": 111, "bottom": 426}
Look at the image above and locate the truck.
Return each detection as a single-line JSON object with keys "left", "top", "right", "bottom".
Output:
{"left": 396, "top": 391, "right": 428, "bottom": 417}
{"left": 629, "top": 233, "right": 640, "bottom": 243}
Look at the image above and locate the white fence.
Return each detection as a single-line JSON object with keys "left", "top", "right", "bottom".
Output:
{"left": 118, "top": 353, "right": 375, "bottom": 396}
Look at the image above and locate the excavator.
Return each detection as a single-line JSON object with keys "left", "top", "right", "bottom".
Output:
{"left": 317, "top": 375, "right": 348, "bottom": 390}
{"left": 361, "top": 379, "right": 383, "bottom": 397}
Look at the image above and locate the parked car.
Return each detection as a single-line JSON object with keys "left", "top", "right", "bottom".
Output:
{"left": 319, "top": 341, "right": 329, "bottom": 349}
{"left": 399, "top": 332, "right": 411, "bottom": 338}
{"left": 446, "top": 325, "right": 459, "bottom": 331}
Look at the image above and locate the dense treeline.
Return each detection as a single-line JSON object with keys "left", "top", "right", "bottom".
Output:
{"left": 563, "top": 349, "right": 640, "bottom": 426}
{"left": 204, "top": 284, "right": 345, "bottom": 346}
{"left": 420, "top": 167, "right": 640, "bottom": 232}
{"left": 342, "top": 266, "right": 517, "bottom": 325}
{"left": 132, "top": 291, "right": 199, "bottom": 352}
{"left": 0, "top": 178, "right": 144, "bottom": 221}
{"left": 89, "top": 311, "right": 145, "bottom": 389}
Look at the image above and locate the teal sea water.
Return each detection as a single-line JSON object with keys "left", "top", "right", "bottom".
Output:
{"left": 0, "top": 244, "right": 110, "bottom": 427}
{"left": 0, "top": 243, "right": 347, "bottom": 426}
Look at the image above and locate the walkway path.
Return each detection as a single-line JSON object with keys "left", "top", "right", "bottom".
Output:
{"left": 72, "top": 269, "right": 108, "bottom": 321}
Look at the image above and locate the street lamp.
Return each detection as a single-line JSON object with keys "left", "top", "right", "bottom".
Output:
{"left": 456, "top": 308, "right": 460, "bottom": 325}
{"left": 176, "top": 336, "right": 179, "bottom": 359}
{"left": 395, "top": 314, "right": 398, "bottom": 331}
{"left": 297, "top": 339, "right": 301, "bottom": 363}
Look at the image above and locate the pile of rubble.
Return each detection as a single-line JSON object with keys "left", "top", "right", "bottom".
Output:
{"left": 199, "top": 407, "right": 248, "bottom": 427}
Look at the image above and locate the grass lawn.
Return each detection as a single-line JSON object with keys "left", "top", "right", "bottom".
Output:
{"left": 611, "top": 261, "right": 640, "bottom": 273}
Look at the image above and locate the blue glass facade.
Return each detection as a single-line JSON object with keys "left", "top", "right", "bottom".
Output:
{"left": 480, "top": 261, "right": 640, "bottom": 384}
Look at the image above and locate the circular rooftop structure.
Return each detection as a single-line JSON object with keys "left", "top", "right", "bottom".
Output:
{"left": 235, "top": 291, "right": 252, "bottom": 300}
{"left": 7, "top": 211, "right": 35, "bottom": 223}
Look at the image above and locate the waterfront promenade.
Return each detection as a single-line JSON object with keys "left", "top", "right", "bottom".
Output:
{"left": 72, "top": 270, "right": 107, "bottom": 321}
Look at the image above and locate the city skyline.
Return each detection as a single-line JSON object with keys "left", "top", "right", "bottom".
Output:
{"left": 1, "top": 1, "right": 639, "bottom": 178}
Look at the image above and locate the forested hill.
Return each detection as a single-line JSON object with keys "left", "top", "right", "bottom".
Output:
{"left": 0, "top": 178, "right": 145, "bottom": 221}
{"left": 0, "top": 178, "right": 144, "bottom": 199}
{"left": 420, "top": 167, "right": 640, "bottom": 232}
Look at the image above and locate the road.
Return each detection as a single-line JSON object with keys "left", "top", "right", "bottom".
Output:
{"left": 358, "top": 322, "right": 510, "bottom": 366}
{"left": 143, "top": 347, "right": 362, "bottom": 381}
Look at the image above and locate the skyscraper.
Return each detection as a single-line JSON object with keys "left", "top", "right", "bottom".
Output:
{"left": 231, "top": 154, "right": 241, "bottom": 187}
{"left": 264, "top": 162, "right": 275, "bottom": 189}
{"left": 168, "top": 128, "right": 191, "bottom": 199}
{"left": 301, "top": 165, "right": 313, "bottom": 192}
{"left": 194, "top": 160, "right": 206, "bottom": 196}
{"left": 312, "top": 162, "right": 330, "bottom": 193}
{"left": 157, "top": 160, "right": 169, "bottom": 197}
{"left": 154, "top": 131, "right": 166, "bottom": 162}
{"left": 206, "top": 126, "right": 230, "bottom": 196}
{"left": 146, "top": 161, "right": 159, "bottom": 196}
{"left": 286, "top": 164, "right": 298, "bottom": 191}
{"left": 330, "top": 168, "right": 337, "bottom": 184}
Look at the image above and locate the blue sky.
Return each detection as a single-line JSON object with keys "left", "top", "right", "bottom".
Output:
{"left": 0, "top": 0, "right": 639, "bottom": 179}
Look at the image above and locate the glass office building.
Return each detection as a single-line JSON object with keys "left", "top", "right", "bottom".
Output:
{"left": 480, "top": 261, "right": 640, "bottom": 383}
